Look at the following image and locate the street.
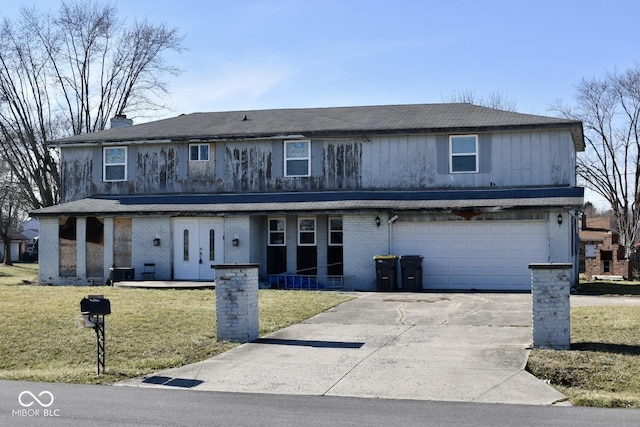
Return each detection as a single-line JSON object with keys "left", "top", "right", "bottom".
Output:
{"left": 1, "top": 380, "right": 638, "bottom": 426}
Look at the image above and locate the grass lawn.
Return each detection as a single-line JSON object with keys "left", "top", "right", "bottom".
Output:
{"left": 0, "top": 263, "right": 354, "bottom": 384}
{"left": 0, "top": 262, "right": 38, "bottom": 285}
{"left": 527, "top": 281, "right": 640, "bottom": 408}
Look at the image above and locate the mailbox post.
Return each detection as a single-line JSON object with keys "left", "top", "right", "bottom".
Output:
{"left": 78, "top": 295, "right": 111, "bottom": 374}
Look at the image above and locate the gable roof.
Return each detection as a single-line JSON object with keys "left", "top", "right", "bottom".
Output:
{"left": 7, "top": 229, "right": 28, "bottom": 241}
{"left": 50, "top": 103, "right": 585, "bottom": 150}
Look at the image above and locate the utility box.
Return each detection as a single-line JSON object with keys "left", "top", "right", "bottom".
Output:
{"left": 400, "top": 255, "right": 424, "bottom": 291}
{"left": 109, "top": 267, "right": 135, "bottom": 284}
{"left": 374, "top": 255, "right": 398, "bottom": 291}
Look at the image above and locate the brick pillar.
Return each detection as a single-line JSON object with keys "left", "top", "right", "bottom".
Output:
{"left": 529, "top": 263, "right": 572, "bottom": 350}
{"left": 215, "top": 264, "right": 259, "bottom": 343}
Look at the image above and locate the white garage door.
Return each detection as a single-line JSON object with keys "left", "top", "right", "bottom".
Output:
{"left": 392, "top": 221, "right": 548, "bottom": 291}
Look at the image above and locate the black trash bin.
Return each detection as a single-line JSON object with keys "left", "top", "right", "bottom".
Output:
{"left": 373, "top": 255, "right": 398, "bottom": 291}
{"left": 400, "top": 255, "right": 424, "bottom": 291}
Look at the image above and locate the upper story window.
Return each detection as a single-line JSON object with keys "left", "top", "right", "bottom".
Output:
{"left": 449, "top": 135, "right": 478, "bottom": 173}
{"left": 268, "top": 218, "right": 286, "bottom": 246}
{"left": 103, "top": 147, "right": 127, "bottom": 181}
{"left": 284, "top": 140, "right": 310, "bottom": 177}
{"left": 189, "top": 143, "right": 209, "bottom": 161}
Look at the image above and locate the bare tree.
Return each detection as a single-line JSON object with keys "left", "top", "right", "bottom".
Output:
{"left": 444, "top": 89, "right": 518, "bottom": 112}
{"left": 0, "top": 1, "right": 184, "bottom": 209}
{"left": 553, "top": 66, "right": 640, "bottom": 256}
{"left": 0, "top": 159, "right": 29, "bottom": 265}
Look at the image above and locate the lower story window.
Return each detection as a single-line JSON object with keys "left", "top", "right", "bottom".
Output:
{"left": 298, "top": 217, "right": 316, "bottom": 245}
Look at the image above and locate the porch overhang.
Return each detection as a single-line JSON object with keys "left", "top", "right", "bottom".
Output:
{"left": 32, "top": 187, "right": 584, "bottom": 217}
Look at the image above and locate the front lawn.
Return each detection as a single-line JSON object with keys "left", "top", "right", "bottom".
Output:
{"left": 527, "top": 304, "right": 640, "bottom": 408}
{"left": 0, "top": 282, "right": 353, "bottom": 384}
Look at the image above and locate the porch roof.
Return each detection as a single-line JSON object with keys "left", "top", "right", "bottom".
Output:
{"left": 32, "top": 187, "right": 584, "bottom": 217}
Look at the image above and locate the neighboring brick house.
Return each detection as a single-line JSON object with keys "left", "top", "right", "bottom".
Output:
{"left": 580, "top": 215, "right": 631, "bottom": 280}
{"left": 32, "top": 103, "right": 585, "bottom": 291}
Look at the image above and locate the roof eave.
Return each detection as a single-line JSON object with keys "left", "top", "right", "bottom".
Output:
{"left": 48, "top": 122, "right": 585, "bottom": 148}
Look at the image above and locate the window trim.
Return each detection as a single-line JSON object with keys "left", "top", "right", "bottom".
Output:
{"left": 449, "top": 134, "right": 479, "bottom": 173}
{"left": 268, "top": 217, "right": 286, "bottom": 246}
{"left": 284, "top": 140, "right": 311, "bottom": 177}
{"left": 189, "top": 143, "right": 210, "bottom": 162}
{"left": 298, "top": 217, "right": 316, "bottom": 246}
{"left": 328, "top": 217, "right": 343, "bottom": 247}
{"left": 103, "top": 146, "right": 127, "bottom": 182}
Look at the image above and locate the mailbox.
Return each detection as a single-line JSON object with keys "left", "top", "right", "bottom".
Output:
{"left": 77, "top": 295, "right": 111, "bottom": 374}
{"left": 80, "top": 295, "right": 111, "bottom": 315}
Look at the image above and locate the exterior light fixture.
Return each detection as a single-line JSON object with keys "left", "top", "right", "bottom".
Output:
{"left": 375, "top": 216, "right": 381, "bottom": 227}
{"left": 557, "top": 214, "right": 563, "bottom": 226}
{"left": 152, "top": 237, "right": 161, "bottom": 247}
{"left": 232, "top": 237, "right": 240, "bottom": 246}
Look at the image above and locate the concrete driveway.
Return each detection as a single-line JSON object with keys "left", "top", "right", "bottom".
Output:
{"left": 118, "top": 292, "right": 568, "bottom": 405}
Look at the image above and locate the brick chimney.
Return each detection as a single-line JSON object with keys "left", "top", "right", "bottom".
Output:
{"left": 110, "top": 114, "right": 133, "bottom": 129}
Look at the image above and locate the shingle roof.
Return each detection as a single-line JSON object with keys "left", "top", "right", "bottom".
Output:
{"left": 50, "top": 103, "right": 584, "bottom": 149}
{"left": 32, "top": 187, "right": 584, "bottom": 216}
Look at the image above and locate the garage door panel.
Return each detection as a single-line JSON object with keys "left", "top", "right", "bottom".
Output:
{"left": 393, "top": 221, "right": 548, "bottom": 291}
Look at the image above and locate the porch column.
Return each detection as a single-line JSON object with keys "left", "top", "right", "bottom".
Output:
{"left": 215, "top": 264, "right": 259, "bottom": 343}
{"left": 76, "top": 217, "right": 87, "bottom": 279}
{"left": 103, "top": 218, "right": 114, "bottom": 281}
{"left": 529, "top": 263, "right": 572, "bottom": 350}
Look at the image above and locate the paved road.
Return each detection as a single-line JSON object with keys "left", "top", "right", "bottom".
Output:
{"left": 1, "top": 380, "right": 639, "bottom": 426}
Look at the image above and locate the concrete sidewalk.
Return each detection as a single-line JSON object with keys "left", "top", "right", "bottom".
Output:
{"left": 117, "top": 292, "right": 570, "bottom": 405}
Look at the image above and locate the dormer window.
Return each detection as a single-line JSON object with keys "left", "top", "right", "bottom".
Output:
{"left": 103, "top": 147, "right": 127, "bottom": 181}
{"left": 449, "top": 135, "right": 478, "bottom": 173}
{"left": 284, "top": 140, "right": 310, "bottom": 177}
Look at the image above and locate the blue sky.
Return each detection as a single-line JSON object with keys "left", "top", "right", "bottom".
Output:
{"left": 6, "top": 0, "right": 637, "bottom": 117}
{"left": 4, "top": 0, "right": 637, "bottom": 207}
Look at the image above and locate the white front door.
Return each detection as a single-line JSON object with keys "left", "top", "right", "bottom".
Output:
{"left": 173, "top": 218, "right": 224, "bottom": 280}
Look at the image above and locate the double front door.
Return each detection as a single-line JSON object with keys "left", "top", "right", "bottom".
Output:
{"left": 172, "top": 218, "right": 224, "bottom": 280}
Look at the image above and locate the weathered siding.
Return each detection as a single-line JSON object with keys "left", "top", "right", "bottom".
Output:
{"left": 135, "top": 146, "right": 180, "bottom": 193}
{"left": 59, "top": 129, "right": 576, "bottom": 202}
{"left": 224, "top": 142, "right": 274, "bottom": 192}
{"left": 61, "top": 147, "right": 94, "bottom": 202}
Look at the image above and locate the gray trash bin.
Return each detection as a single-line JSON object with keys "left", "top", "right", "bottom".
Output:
{"left": 400, "top": 255, "right": 423, "bottom": 291}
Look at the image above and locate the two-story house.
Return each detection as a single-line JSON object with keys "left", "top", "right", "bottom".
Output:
{"left": 33, "top": 103, "right": 584, "bottom": 291}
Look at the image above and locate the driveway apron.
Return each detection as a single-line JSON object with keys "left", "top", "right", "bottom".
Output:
{"left": 117, "top": 292, "right": 568, "bottom": 405}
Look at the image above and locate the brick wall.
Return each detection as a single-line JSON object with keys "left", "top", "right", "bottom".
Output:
{"left": 38, "top": 218, "right": 60, "bottom": 284}
{"left": 343, "top": 214, "right": 389, "bottom": 290}
{"left": 584, "top": 232, "right": 631, "bottom": 279}
{"left": 131, "top": 217, "right": 172, "bottom": 280}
